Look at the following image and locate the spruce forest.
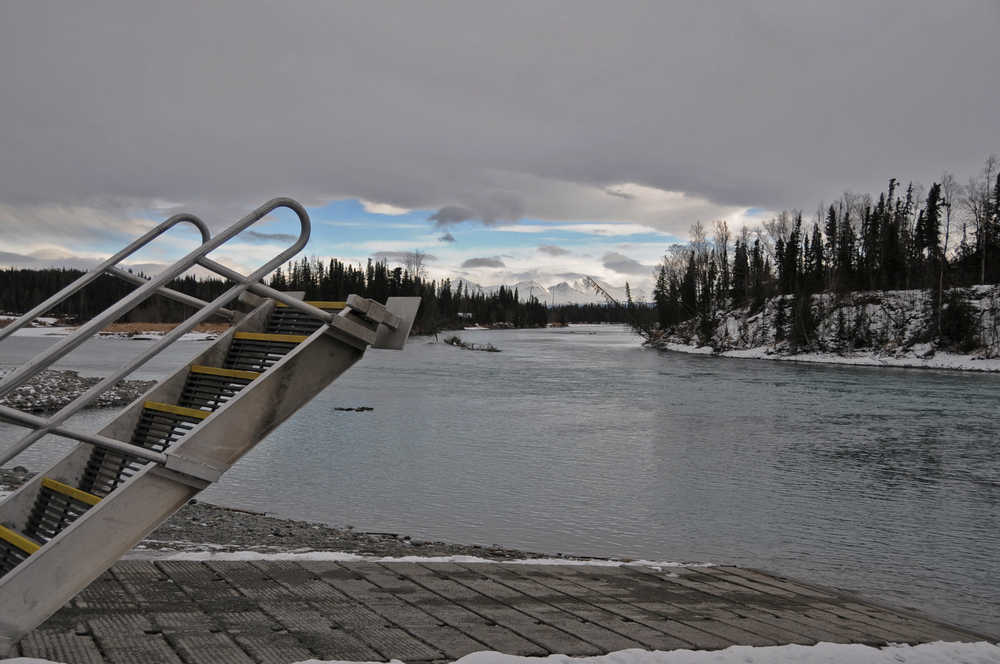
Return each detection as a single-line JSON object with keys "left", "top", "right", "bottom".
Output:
{"left": 0, "top": 259, "right": 622, "bottom": 334}
{"left": 645, "top": 157, "right": 1000, "bottom": 351}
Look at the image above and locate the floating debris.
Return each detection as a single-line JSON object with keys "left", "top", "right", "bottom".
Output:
{"left": 443, "top": 335, "right": 501, "bottom": 352}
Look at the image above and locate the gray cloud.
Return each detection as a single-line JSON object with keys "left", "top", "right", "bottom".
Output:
{"left": 461, "top": 257, "right": 506, "bottom": 268}
{"left": 538, "top": 245, "right": 570, "bottom": 256}
{"left": 244, "top": 230, "right": 297, "bottom": 243}
{"left": 429, "top": 206, "right": 476, "bottom": 227}
{"left": 0, "top": 251, "right": 37, "bottom": 266}
{"left": 0, "top": 250, "right": 102, "bottom": 271}
{"left": 439, "top": 232, "right": 456, "bottom": 243}
{"left": 602, "top": 252, "right": 653, "bottom": 276}
{"left": 429, "top": 192, "right": 524, "bottom": 227}
{"left": 0, "top": 1, "right": 997, "bottom": 242}
{"left": 371, "top": 251, "right": 437, "bottom": 263}
{"left": 604, "top": 188, "right": 635, "bottom": 200}
{"left": 0, "top": 249, "right": 171, "bottom": 274}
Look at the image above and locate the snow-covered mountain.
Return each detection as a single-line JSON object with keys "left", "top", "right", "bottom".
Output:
{"left": 454, "top": 277, "right": 646, "bottom": 305}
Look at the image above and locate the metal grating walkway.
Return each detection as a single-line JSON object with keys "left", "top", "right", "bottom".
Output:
{"left": 18, "top": 561, "right": 995, "bottom": 663}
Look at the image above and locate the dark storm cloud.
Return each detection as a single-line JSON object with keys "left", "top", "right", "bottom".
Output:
{"left": 602, "top": 252, "right": 652, "bottom": 276}
{"left": 439, "top": 232, "right": 456, "bottom": 243}
{"left": 538, "top": 245, "right": 571, "bottom": 256}
{"left": 0, "top": 1, "right": 997, "bottom": 239}
{"left": 461, "top": 257, "right": 506, "bottom": 268}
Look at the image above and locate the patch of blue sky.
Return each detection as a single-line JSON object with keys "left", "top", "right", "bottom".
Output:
{"left": 298, "top": 199, "right": 681, "bottom": 260}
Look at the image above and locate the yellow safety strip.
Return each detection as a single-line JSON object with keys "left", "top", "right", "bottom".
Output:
{"left": 0, "top": 525, "right": 40, "bottom": 554}
{"left": 41, "top": 478, "right": 102, "bottom": 507}
{"left": 143, "top": 401, "right": 210, "bottom": 420}
{"left": 276, "top": 300, "right": 346, "bottom": 309}
{"left": 190, "top": 365, "right": 261, "bottom": 381}
{"left": 233, "top": 332, "right": 309, "bottom": 343}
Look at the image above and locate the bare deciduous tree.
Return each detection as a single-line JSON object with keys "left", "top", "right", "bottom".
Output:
{"left": 403, "top": 250, "right": 428, "bottom": 280}
{"left": 964, "top": 155, "right": 997, "bottom": 283}
{"left": 939, "top": 171, "right": 962, "bottom": 258}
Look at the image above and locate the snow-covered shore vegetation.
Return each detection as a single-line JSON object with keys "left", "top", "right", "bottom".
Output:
{"left": 648, "top": 285, "right": 1000, "bottom": 372}
{"left": 636, "top": 159, "right": 1000, "bottom": 372}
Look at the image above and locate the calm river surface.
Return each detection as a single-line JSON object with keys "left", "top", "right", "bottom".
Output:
{"left": 2, "top": 326, "right": 998, "bottom": 634}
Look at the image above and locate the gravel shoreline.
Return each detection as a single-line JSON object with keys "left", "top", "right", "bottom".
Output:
{"left": 0, "top": 369, "right": 156, "bottom": 413}
{"left": 0, "top": 468, "right": 556, "bottom": 560}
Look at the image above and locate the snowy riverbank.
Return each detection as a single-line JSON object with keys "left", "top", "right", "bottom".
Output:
{"left": 653, "top": 341, "right": 1000, "bottom": 372}
{"left": 0, "top": 320, "right": 225, "bottom": 411}
{"left": 1, "top": 324, "right": 221, "bottom": 342}
{"left": 650, "top": 285, "right": 1000, "bottom": 373}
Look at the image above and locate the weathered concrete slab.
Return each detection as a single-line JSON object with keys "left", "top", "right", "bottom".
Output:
{"left": 19, "top": 561, "right": 995, "bottom": 663}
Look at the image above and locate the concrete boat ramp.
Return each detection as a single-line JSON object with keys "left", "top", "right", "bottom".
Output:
{"left": 16, "top": 560, "right": 994, "bottom": 663}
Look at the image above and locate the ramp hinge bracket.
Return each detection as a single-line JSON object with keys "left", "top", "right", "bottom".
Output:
{"left": 154, "top": 454, "right": 226, "bottom": 489}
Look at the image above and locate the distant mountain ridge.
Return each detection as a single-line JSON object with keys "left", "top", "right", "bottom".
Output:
{"left": 455, "top": 277, "right": 647, "bottom": 305}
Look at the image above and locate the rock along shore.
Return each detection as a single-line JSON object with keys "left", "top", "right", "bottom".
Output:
{"left": 0, "top": 369, "right": 156, "bottom": 413}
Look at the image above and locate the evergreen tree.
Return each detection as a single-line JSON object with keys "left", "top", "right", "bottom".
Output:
{"left": 681, "top": 252, "right": 698, "bottom": 318}
{"left": 808, "top": 223, "right": 824, "bottom": 292}
{"left": 824, "top": 205, "right": 838, "bottom": 288}
{"left": 923, "top": 183, "right": 942, "bottom": 261}
{"left": 653, "top": 265, "right": 670, "bottom": 329}
{"left": 774, "top": 237, "right": 787, "bottom": 294}
{"left": 731, "top": 240, "right": 749, "bottom": 304}
{"left": 837, "top": 210, "right": 856, "bottom": 292}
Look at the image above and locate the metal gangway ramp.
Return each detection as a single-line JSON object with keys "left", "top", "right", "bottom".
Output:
{"left": 0, "top": 198, "right": 420, "bottom": 654}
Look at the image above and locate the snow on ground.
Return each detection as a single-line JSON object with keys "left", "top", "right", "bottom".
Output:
{"left": 4, "top": 326, "right": 75, "bottom": 338}
{"left": 294, "top": 643, "right": 1000, "bottom": 663}
{"left": 653, "top": 286, "right": 1000, "bottom": 373}
{"left": 122, "top": 548, "right": 711, "bottom": 569}
{"left": 658, "top": 342, "right": 1000, "bottom": 372}
{"left": 293, "top": 643, "right": 1000, "bottom": 663}
{"left": 5, "top": 327, "right": 217, "bottom": 342}
{"left": 5, "top": 642, "right": 999, "bottom": 664}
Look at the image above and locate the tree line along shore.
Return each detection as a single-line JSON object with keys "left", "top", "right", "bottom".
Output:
{"left": 632, "top": 156, "right": 1000, "bottom": 359}
{"left": 1, "top": 260, "right": 625, "bottom": 335}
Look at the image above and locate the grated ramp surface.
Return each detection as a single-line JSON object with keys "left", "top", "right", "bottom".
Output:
{"left": 19, "top": 561, "right": 994, "bottom": 663}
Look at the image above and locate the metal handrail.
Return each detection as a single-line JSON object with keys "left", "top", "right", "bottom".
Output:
{"left": 105, "top": 266, "right": 237, "bottom": 321}
{"left": 0, "top": 214, "right": 220, "bottom": 343}
{"left": 0, "top": 197, "right": 314, "bottom": 466}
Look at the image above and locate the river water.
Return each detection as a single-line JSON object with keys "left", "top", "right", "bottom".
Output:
{"left": 1, "top": 326, "right": 998, "bottom": 634}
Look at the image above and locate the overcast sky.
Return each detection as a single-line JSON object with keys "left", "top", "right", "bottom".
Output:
{"left": 1, "top": 1, "right": 997, "bottom": 290}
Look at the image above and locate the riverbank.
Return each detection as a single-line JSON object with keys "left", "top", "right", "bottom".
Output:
{"left": 651, "top": 340, "right": 1000, "bottom": 372}
{"left": 0, "top": 369, "right": 156, "bottom": 412}
{"left": 649, "top": 285, "right": 1000, "bottom": 373}
{"left": 0, "top": 468, "right": 557, "bottom": 561}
